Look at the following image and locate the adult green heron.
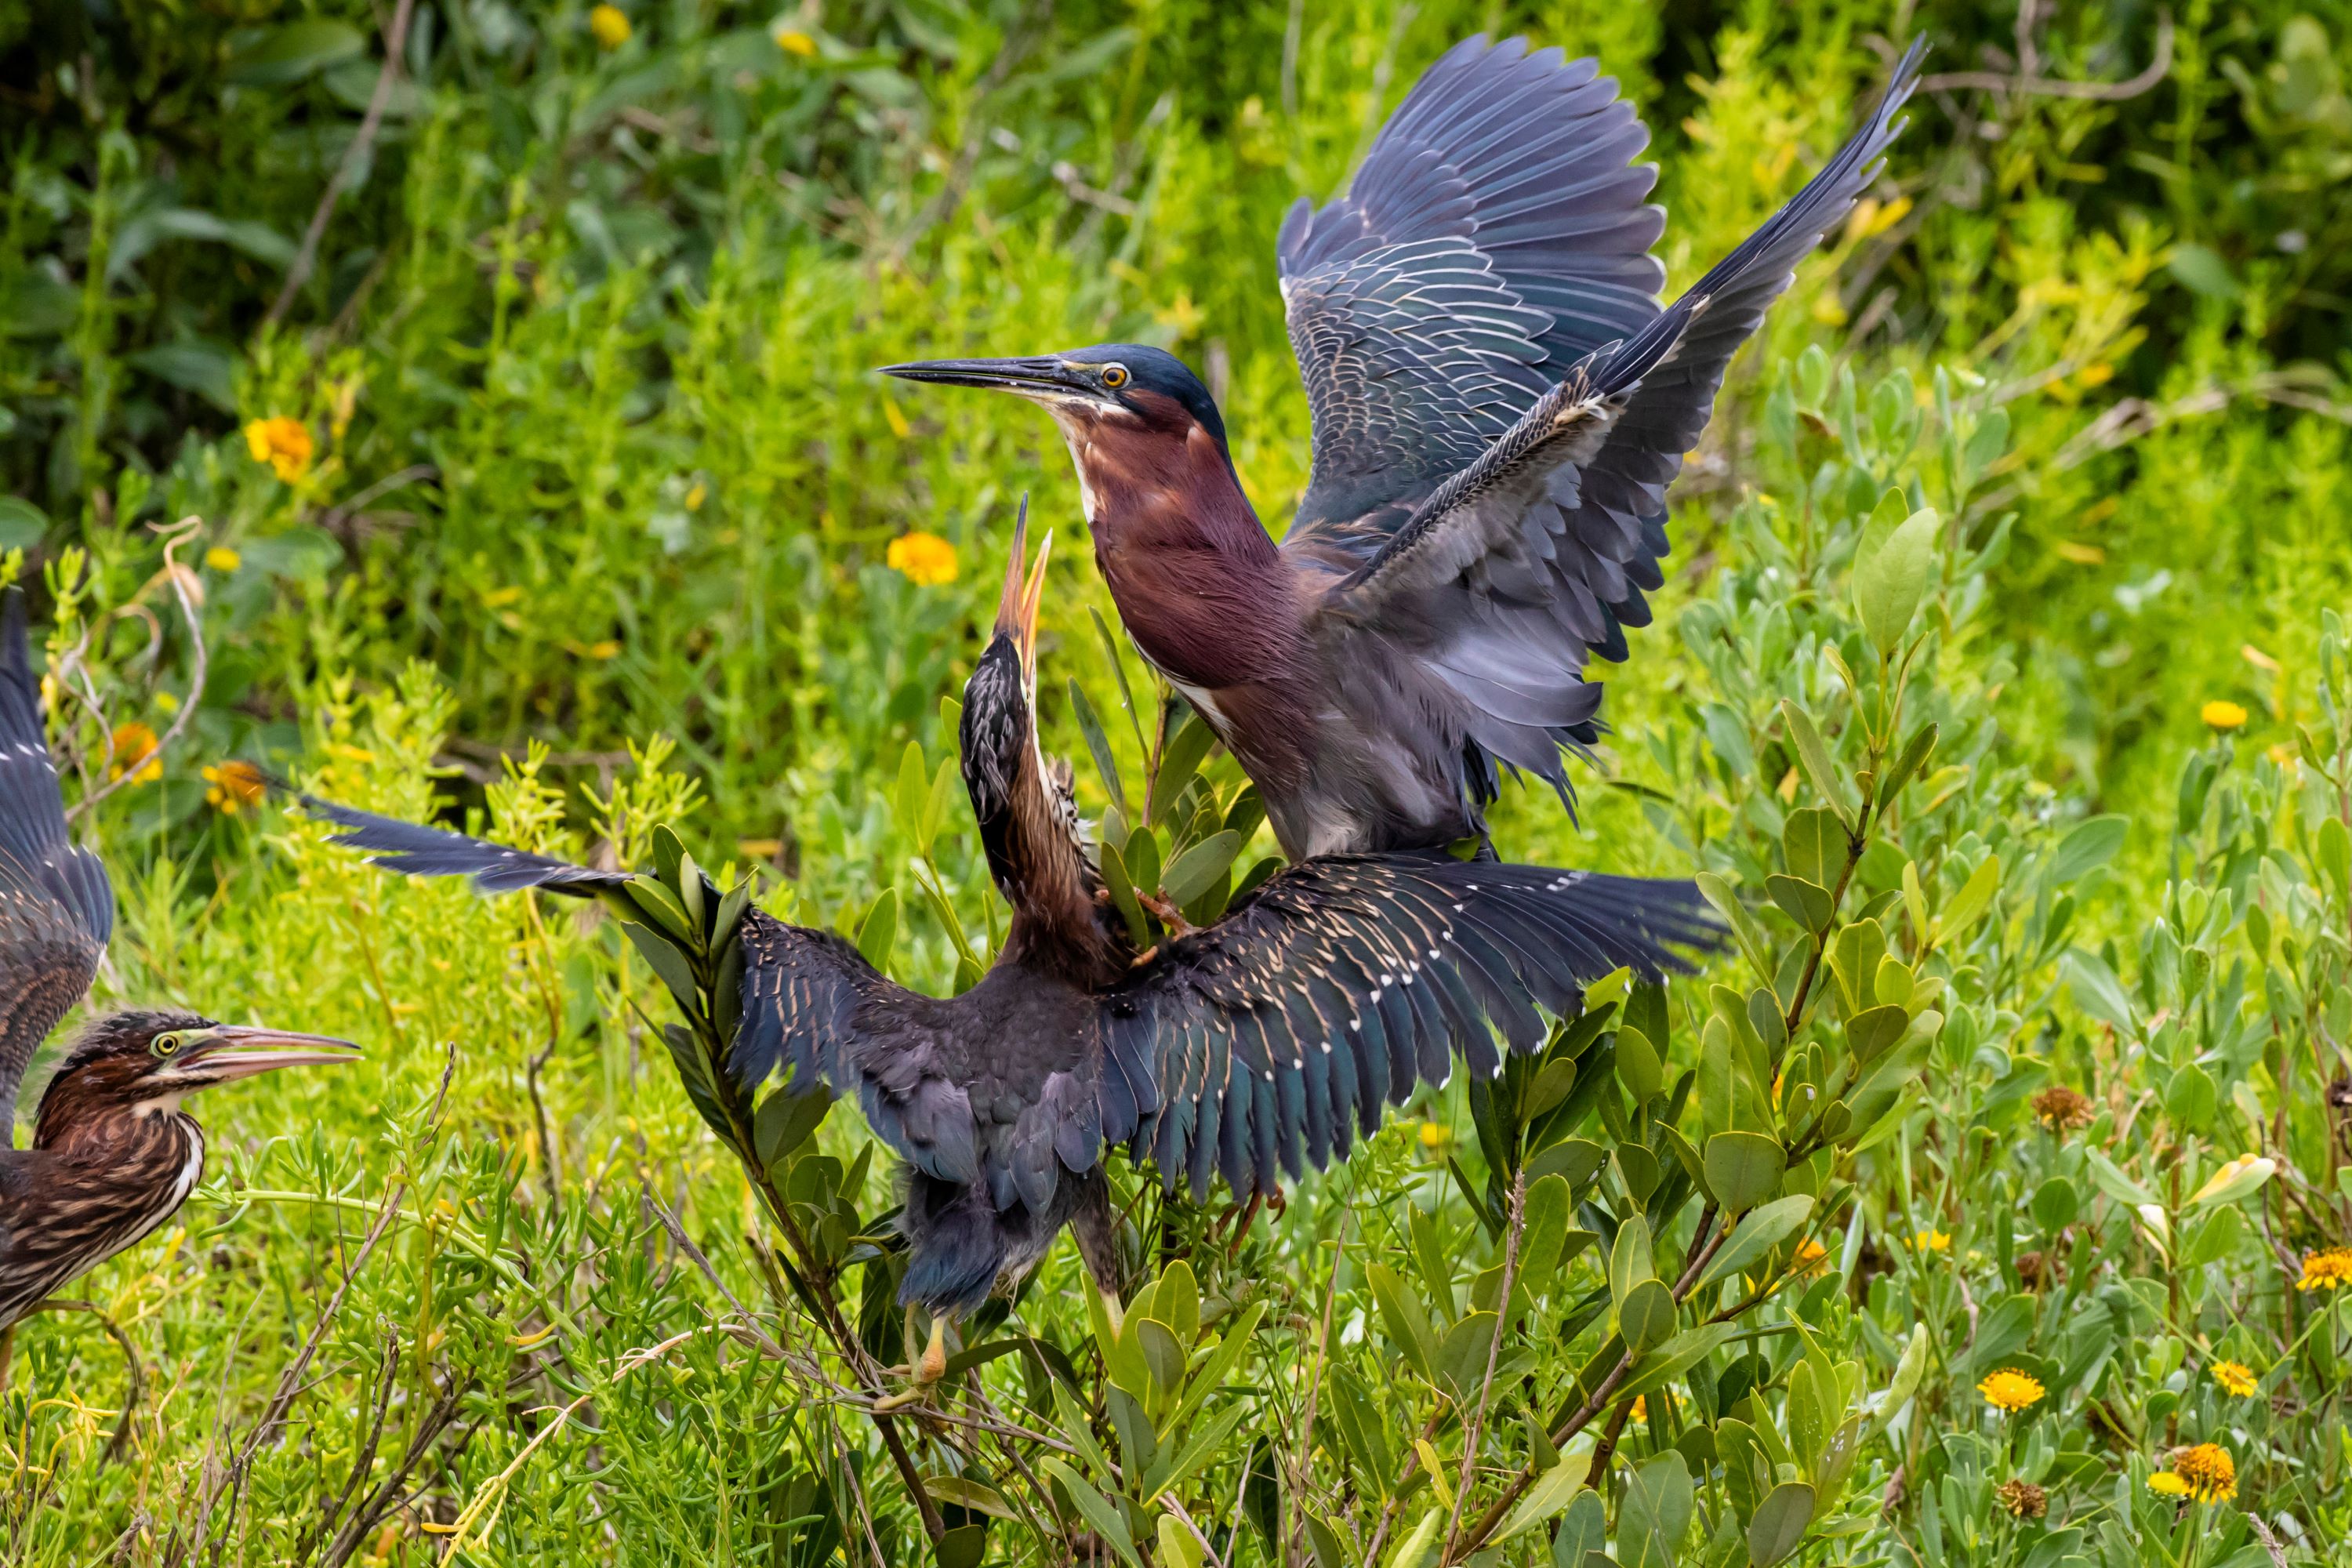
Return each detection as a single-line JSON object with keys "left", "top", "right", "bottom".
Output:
{"left": 303, "top": 517, "right": 1712, "bottom": 1327}
{"left": 885, "top": 37, "right": 1924, "bottom": 858}
{"left": 0, "top": 591, "right": 355, "bottom": 1336}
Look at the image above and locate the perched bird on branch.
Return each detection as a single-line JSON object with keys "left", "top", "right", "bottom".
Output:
{"left": 303, "top": 517, "right": 1713, "bottom": 1347}
{"left": 886, "top": 37, "right": 1924, "bottom": 859}
{"left": 0, "top": 590, "right": 355, "bottom": 1340}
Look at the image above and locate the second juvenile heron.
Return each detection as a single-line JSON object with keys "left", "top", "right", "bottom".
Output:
{"left": 0, "top": 591, "right": 355, "bottom": 1338}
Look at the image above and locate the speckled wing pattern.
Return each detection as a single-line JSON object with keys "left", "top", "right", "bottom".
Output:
{"left": 1103, "top": 853, "right": 1717, "bottom": 1202}
{"left": 0, "top": 590, "right": 113, "bottom": 1141}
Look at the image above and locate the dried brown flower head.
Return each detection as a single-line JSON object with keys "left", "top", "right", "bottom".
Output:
{"left": 2032, "top": 1084, "right": 2094, "bottom": 1132}
{"left": 2014, "top": 1250, "right": 2049, "bottom": 1289}
{"left": 1996, "top": 1479, "right": 2048, "bottom": 1519}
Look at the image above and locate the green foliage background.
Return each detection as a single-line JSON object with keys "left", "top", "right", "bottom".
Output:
{"left": 2, "top": 1, "right": 2350, "bottom": 1564}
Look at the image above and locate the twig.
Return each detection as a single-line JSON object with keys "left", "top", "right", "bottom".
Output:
{"left": 1441, "top": 1172, "right": 1524, "bottom": 1564}
{"left": 265, "top": 0, "right": 417, "bottom": 327}
{"left": 437, "top": 1326, "right": 722, "bottom": 1554}
{"left": 1918, "top": 13, "right": 2172, "bottom": 100}
{"left": 318, "top": 1375, "right": 470, "bottom": 1567}
{"left": 67, "top": 518, "right": 208, "bottom": 822}
{"left": 644, "top": 1185, "right": 788, "bottom": 1359}
{"left": 172, "top": 1178, "right": 408, "bottom": 1564}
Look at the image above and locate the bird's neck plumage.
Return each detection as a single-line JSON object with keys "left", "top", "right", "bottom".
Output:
{"left": 1063, "top": 415, "right": 1322, "bottom": 808}
{"left": 2, "top": 1094, "right": 205, "bottom": 1326}
{"left": 1065, "top": 419, "right": 1302, "bottom": 691}
{"left": 978, "top": 753, "right": 1131, "bottom": 989}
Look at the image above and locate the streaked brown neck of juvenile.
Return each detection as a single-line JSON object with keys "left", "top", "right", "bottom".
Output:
{"left": 987, "top": 752, "right": 1131, "bottom": 988}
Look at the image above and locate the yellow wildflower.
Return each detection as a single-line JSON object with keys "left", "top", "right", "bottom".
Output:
{"left": 204, "top": 546, "right": 241, "bottom": 573}
{"left": 2201, "top": 700, "right": 2248, "bottom": 731}
{"left": 2162, "top": 1443, "right": 2237, "bottom": 1503}
{"left": 110, "top": 721, "right": 162, "bottom": 784}
{"left": 2148, "top": 1471, "right": 2191, "bottom": 1497}
{"left": 1977, "top": 1369, "right": 2044, "bottom": 1413}
{"left": 1911, "top": 1228, "right": 1951, "bottom": 1253}
{"left": 1417, "top": 1120, "right": 1449, "bottom": 1149}
{"left": 589, "top": 4, "right": 632, "bottom": 47}
{"left": 202, "top": 760, "right": 267, "bottom": 816}
{"left": 886, "top": 531, "right": 958, "bottom": 586}
{"left": 772, "top": 24, "right": 818, "bottom": 56}
{"left": 243, "top": 417, "right": 314, "bottom": 482}
{"left": 2295, "top": 1248, "right": 2352, "bottom": 1292}
{"left": 2209, "top": 1361, "right": 2257, "bottom": 1398}
{"left": 1793, "top": 1238, "right": 1829, "bottom": 1274}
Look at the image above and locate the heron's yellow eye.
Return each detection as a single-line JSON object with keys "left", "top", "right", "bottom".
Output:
{"left": 152, "top": 1033, "right": 183, "bottom": 1057}
{"left": 1100, "top": 364, "right": 1130, "bottom": 389}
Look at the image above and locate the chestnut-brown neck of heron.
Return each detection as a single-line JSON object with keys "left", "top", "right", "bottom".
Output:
{"left": 1067, "top": 408, "right": 1306, "bottom": 693}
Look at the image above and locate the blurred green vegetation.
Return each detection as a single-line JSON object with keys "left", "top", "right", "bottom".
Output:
{"left": 2, "top": 0, "right": 2350, "bottom": 1563}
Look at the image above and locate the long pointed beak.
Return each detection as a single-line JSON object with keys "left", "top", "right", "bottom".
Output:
{"left": 190, "top": 1026, "right": 361, "bottom": 1081}
{"left": 992, "top": 499, "right": 1051, "bottom": 688}
{"left": 881, "top": 356, "right": 1100, "bottom": 401}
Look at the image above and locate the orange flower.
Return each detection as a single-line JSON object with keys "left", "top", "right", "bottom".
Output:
{"left": 242, "top": 417, "right": 314, "bottom": 482}
{"left": 203, "top": 760, "right": 267, "bottom": 816}
{"left": 110, "top": 721, "right": 162, "bottom": 784}
{"left": 886, "top": 531, "right": 958, "bottom": 586}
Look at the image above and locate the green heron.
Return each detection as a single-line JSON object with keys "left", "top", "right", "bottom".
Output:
{"left": 303, "top": 516, "right": 1711, "bottom": 1324}
{"left": 885, "top": 36, "right": 1924, "bottom": 858}
{"left": 0, "top": 591, "right": 355, "bottom": 1336}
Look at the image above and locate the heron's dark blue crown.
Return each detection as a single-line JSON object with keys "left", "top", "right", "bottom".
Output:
{"left": 1062, "top": 344, "right": 1225, "bottom": 446}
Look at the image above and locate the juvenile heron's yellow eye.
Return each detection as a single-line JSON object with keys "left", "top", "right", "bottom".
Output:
{"left": 1100, "top": 364, "right": 1130, "bottom": 389}
{"left": 152, "top": 1033, "right": 182, "bottom": 1057}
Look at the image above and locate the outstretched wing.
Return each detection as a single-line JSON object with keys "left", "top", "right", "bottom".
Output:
{"left": 0, "top": 590, "right": 113, "bottom": 1140}
{"left": 1302, "top": 45, "right": 1925, "bottom": 806}
{"left": 308, "top": 797, "right": 990, "bottom": 1202}
{"left": 1279, "top": 35, "right": 1665, "bottom": 535}
{"left": 303, "top": 796, "right": 633, "bottom": 895}
{"left": 1102, "top": 854, "right": 1716, "bottom": 1201}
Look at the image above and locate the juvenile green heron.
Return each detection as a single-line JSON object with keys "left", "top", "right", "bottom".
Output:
{"left": 0, "top": 591, "right": 354, "bottom": 1335}
{"left": 886, "top": 37, "right": 1924, "bottom": 858}
{"left": 306, "top": 516, "right": 1711, "bottom": 1332}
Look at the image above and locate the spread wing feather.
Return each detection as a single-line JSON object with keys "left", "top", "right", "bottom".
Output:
{"left": 1291, "top": 44, "right": 1923, "bottom": 814}
{"left": 307, "top": 800, "right": 989, "bottom": 1189}
{"left": 0, "top": 590, "right": 112, "bottom": 1140}
{"left": 1104, "top": 854, "right": 1717, "bottom": 1201}
{"left": 1280, "top": 35, "right": 1665, "bottom": 533}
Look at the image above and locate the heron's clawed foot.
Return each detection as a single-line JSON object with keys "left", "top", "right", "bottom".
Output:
{"left": 873, "top": 1316, "right": 951, "bottom": 1412}
{"left": 1135, "top": 891, "right": 1196, "bottom": 938}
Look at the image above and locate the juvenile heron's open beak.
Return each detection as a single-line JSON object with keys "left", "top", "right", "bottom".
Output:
{"left": 993, "top": 499, "right": 1052, "bottom": 689}
{"left": 186, "top": 1027, "right": 361, "bottom": 1082}
{"left": 882, "top": 356, "right": 1103, "bottom": 405}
